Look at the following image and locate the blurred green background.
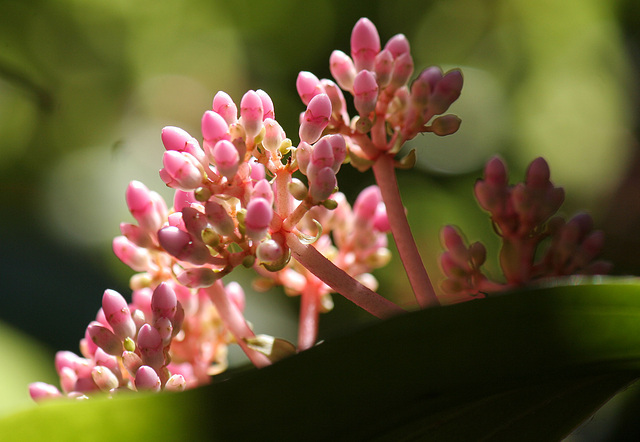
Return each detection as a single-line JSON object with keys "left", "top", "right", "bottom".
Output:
{"left": 2, "top": 0, "right": 640, "bottom": 437}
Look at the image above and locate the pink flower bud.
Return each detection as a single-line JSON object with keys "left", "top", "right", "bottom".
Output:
{"left": 155, "top": 316, "right": 173, "bottom": 345}
{"left": 330, "top": 50, "right": 357, "bottom": 92}
{"left": 389, "top": 52, "right": 414, "bottom": 89}
{"left": 373, "top": 202, "right": 390, "bottom": 232}
{"left": 225, "top": 281, "right": 246, "bottom": 312}
{"left": 353, "top": 70, "right": 378, "bottom": 116}
{"left": 112, "top": 236, "right": 151, "bottom": 272}
{"left": 311, "top": 137, "right": 335, "bottom": 169}
{"left": 212, "top": 139, "right": 240, "bottom": 179}
{"left": 256, "top": 239, "right": 283, "bottom": 263}
{"left": 526, "top": 157, "right": 551, "bottom": 188}
{"left": 59, "top": 366, "right": 77, "bottom": 393}
{"left": 240, "top": 90, "right": 264, "bottom": 139}
{"left": 55, "top": 351, "right": 91, "bottom": 378}
{"left": 173, "top": 190, "right": 197, "bottom": 212}
{"left": 245, "top": 197, "right": 273, "bottom": 241}
{"left": 295, "top": 142, "right": 312, "bottom": 175}
{"left": 256, "top": 89, "right": 275, "bottom": 120}
{"left": 296, "top": 71, "right": 323, "bottom": 106}
{"left": 428, "top": 69, "right": 463, "bottom": 115}
{"left": 249, "top": 158, "right": 266, "bottom": 181}
{"left": 119, "top": 223, "right": 151, "bottom": 248}
{"left": 374, "top": 49, "right": 394, "bottom": 88}
{"left": 204, "top": 200, "right": 235, "bottom": 236}
{"left": 212, "top": 91, "right": 238, "bottom": 125}
{"left": 430, "top": 115, "right": 462, "bottom": 136}
{"left": 29, "top": 382, "right": 62, "bottom": 402}
{"left": 137, "top": 324, "right": 164, "bottom": 370}
{"left": 440, "top": 225, "right": 469, "bottom": 266}
{"left": 262, "top": 118, "right": 285, "bottom": 153}
{"left": 201, "top": 110, "right": 230, "bottom": 144}
{"left": 157, "top": 226, "right": 211, "bottom": 265}
{"left": 160, "top": 151, "right": 206, "bottom": 191}
{"left": 151, "top": 282, "right": 177, "bottom": 322}
{"left": 299, "top": 94, "right": 332, "bottom": 144}
{"left": 351, "top": 17, "right": 381, "bottom": 72}
{"left": 253, "top": 179, "right": 274, "bottom": 204}
{"left": 327, "top": 134, "right": 347, "bottom": 172}
{"left": 123, "top": 351, "right": 143, "bottom": 377}
{"left": 308, "top": 166, "right": 337, "bottom": 202}
{"left": 384, "top": 34, "right": 410, "bottom": 58}
{"left": 126, "top": 181, "right": 165, "bottom": 233}
{"left": 165, "top": 374, "right": 186, "bottom": 392}
{"left": 102, "top": 289, "right": 136, "bottom": 340}
{"left": 87, "top": 322, "right": 123, "bottom": 356}
{"left": 354, "top": 185, "right": 382, "bottom": 221}
{"left": 181, "top": 206, "right": 208, "bottom": 238}
{"left": 91, "top": 366, "right": 119, "bottom": 392}
{"left": 320, "top": 79, "right": 348, "bottom": 122}
{"left": 135, "top": 365, "right": 161, "bottom": 392}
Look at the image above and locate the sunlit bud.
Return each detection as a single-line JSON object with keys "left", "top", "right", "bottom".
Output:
{"left": 240, "top": 90, "right": 264, "bottom": 139}
{"left": 256, "top": 89, "right": 275, "bottom": 120}
{"left": 87, "top": 322, "right": 123, "bottom": 356}
{"left": 29, "top": 383, "right": 62, "bottom": 402}
{"left": 102, "top": 289, "right": 136, "bottom": 340}
{"left": 151, "top": 282, "right": 177, "bottom": 322}
{"left": 249, "top": 158, "right": 266, "bottom": 181}
{"left": 245, "top": 197, "right": 273, "bottom": 241}
{"left": 372, "top": 202, "right": 390, "bottom": 232}
{"left": 155, "top": 316, "right": 173, "bottom": 345}
{"left": 263, "top": 118, "right": 285, "bottom": 153}
{"left": 157, "top": 226, "right": 211, "bottom": 265}
{"left": 428, "top": 69, "right": 463, "bottom": 115}
{"left": 351, "top": 17, "right": 381, "bottom": 72}
{"left": 374, "top": 49, "right": 394, "bottom": 88}
{"left": 327, "top": 134, "right": 347, "bottom": 172}
{"left": 204, "top": 200, "right": 235, "bottom": 236}
{"left": 354, "top": 185, "right": 382, "bottom": 221}
{"left": 160, "top": 150, "right": 206, "bottom": 191}
{"left": 165, "top": 374, "right": 186, "bottom": 392}
{"left": 212, "top": 139, "right": 240, "bottom": 179}
{"left": 176, "top": 267, "right": 218, "bottom": 288}
{"left": 212, "top": 91, "right": 238, "bottom": 125}
{"left": 311, "top": 137, "right": 335, "bottom": 169}
{"left": 123, "top": 351, "right": 143, "bottom": 377}
{"left": 135, "top": 365, "right": 161, "bottom": 392}
{"left": 296, "top": 71, "right": 323, "bottom": 106}
{"left": 172, "top": 190, "right": 196, "bottom": 213}
{"left": 430, "top": 115, "right": 462, "bottom": 136}
{"left": 256, "top": 239, "right": 283, "bottom": 263}
{"left": 55, "top": 351, "right": 91, "bottom": 378}
{"left": 389, "top": 52, "right": 414, "bottom": 89}
{"left": 112, "top": 236, "right": 151, "bottom": 272}
{"left": 126, "top": 181, "right": 164, "bottom": 233}
{"left": 225, "top": 281, "right": 246, "bottom": 312}
{"left": 320, "top": 79, "right": 348, "bottom": 121}
{"left": 384, "top": 33, "right": 410, "bottom": 58}
{"left": 299, "top": 94, "right": 332, "bottom": 144}
{"left": 91, "top": 366, "right": 119, "bottom": 392}
{"left": 119, "top": 223, "right": 151, "bottom": 248}
{"left": 295, "top": 142, "right": 312, "bottom": 175}
{"left": 253, "top": 179, "right": 274, "bottom": 204}
{"left": 288, "top": 178, "right": 308, "bottom": 200}
{"left": 308, "top": 166, "right": 337, "bottom": 202}
{"left": 330, "top": 50, "right": 357, "bottom": 92}
{"left": 353, "top": 70, "right": 378, "bottom": 116}
{"left": 57, "top": 366, "right": 76, "bottom": 394}
{"left": 137, "top": 324, "right": 164, "bottom": 370}
{"left": 201, "top": 110, "right": 230, "bottom": 145}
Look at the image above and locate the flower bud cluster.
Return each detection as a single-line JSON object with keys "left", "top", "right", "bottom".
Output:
{"left": 439, "top": 157, "right": 611, "bottom": 301}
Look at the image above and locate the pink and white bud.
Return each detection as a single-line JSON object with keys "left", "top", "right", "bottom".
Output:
{"left": 91, "top": 365, "right": 119, "bottom": 392}
{"left": 351, "top": 17, "right": 381, "bottom": 72}
{"left": 428, "top": 69, "right": 463, "bottom": 115}
{"left": 161, "top": 126, "right": 207, "bottom": 167}
{"left": 296, "top": 71, "right": 323, "bottom": 106}
{"left": 157, "top": 226, "right": 211, "bottom": 265}
{"left": 204, "top": 200, "right": 235, "bottom": 236}
{"left": 112, "top": 236, "right": 151, "bottom": 272}
{"left": 151, "top": 282, "right": 177, "bottom": 322}
{"left": 354, "top": 185, "right": 383, "bottom": 221}
{"left": 155, "top": 316, "right": 173, "bottom": 345}
{"left": 173, "top": 190, "right": 197, "bottom": 213}
{"left": 225, "top": 281, "right": 246, "bottom": 312}
{"left": 256, "top": 89, "right": 275, "bottom": 120}
{"left": 240, "top": 90, "right": 264, "bottom": 139}
{"left": 299, "top": 94, "right": 332, "bottom": 144}
{"left": 126, "top": 181, "right": 164, "bottom": 233}
{"left": 29, "top": 382, "right": 62, "bottom": 402}
{"left": 252, "top": 179, "right": 274, "bottom": 204}
{"left": 201, "top": 110, "right": 231, "bottom": 148}
{"left": 137, "top": 324, "right": 164, "bottom": 370}
{"left": 245, "top": 197, "right": 273, "bottom": 241}
{"left": 249, "top": 158, "right": 266, "bottom": 181}
{"left": 165, "top": 374, "right": 186, "bottom": 392}
{"left": 353, "top": 70, "right": 379, "bottom": 116}
{"left": 384, "top": 34, "right": 411, "bottom": 58}
{"left": 181, "top": 206, "right": 208, "bottom": 238}
{"left": 119, "top": 223, "right": 151, "bottom": 248}
{"left": 59, "top": 366, "right": 77, "bottom": 394}
{"left": 373, "top": 202, "right": 391, "bottom": 232}
{"left": 308, "top": 166, "right": 337, "bottom": 202}
{"left": 374, "top": 49, "right": 394, "bottom": 88}
{"left": 389, "top": 52, "right": 414, "bottom": 89}
{"left": 262, "top": 118, "right": 285, "bottom": 153}
{"left": 330, "top": 50, "right": 357, "bottom": 92}
{"left": 311, "top": 137, "right": 335, "bottom": 169}
{"left": 176, "top": 267, "right": 218, "bottom": 288}
{"left": 87, "top": 322, "right": 123, "bottom": 356}
{"left": 212, "top": 91, "right": 238, "bottom": 125}
{"left": 160, "top": 151, "right": 206, "bottom": 191}
{"left": 326, "top": 134, "right": 347, "bottom": 172}
{"left": 430, "top": 115, "right": 462, "bottom": 136}
{"left": 212, "top": 139, "right": 240, "bottom": 179}
{"left": 134, "top": 365, "right": 161, "bottom": 392}
{"left": 256, "top": 239, "right": 283, "bottom": 264}
{"left": 320, "top": 79, "right": 348, "bottom": 122}
{"left": 102, "top": 289, "right": 136, "bottom": 340}
{"left": 122, "top": 351, "right": 143, "bottom": 377}
{"left": 295, "top": 142, "right": 312, "bottom": 175}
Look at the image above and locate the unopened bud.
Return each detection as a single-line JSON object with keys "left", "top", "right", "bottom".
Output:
{"left": 353, "top": 70, "right": 378, "bottom": 116}
{"left": 296, "top": 71, "right": 323, "bottom": 106}
{"left": 430, "top": 114, "right": 461, "bottom": 136}
{"left": 330, "top": 50, "right": 357, "bottom": 92}
{"left": 212, "top": 91, "right": 238, "bottom": 125}
{"left": 299, "top": 94, "right": 332, "bottom": 144}
{"left": 240, "top": 90, "right": 264, "bottom": 139}
{"left": 351, "top": 17, "right": 381, "bottom": 72}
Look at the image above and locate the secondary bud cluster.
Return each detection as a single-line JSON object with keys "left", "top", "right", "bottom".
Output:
{"left": 439, "top": 157, "right": 611, "bottom": 301}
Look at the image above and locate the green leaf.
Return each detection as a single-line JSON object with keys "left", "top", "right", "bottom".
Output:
{"left": 3, "top": 278, "right": 640, "bottom": 441}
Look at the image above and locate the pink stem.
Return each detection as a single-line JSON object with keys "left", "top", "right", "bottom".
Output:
{"left": 298, "top": 282, "right": 320, "bottom": 351}
{"left": 372, "top": 154, "right": 440, "bottom": 308}
{"left": 285, "top": 231, "right": 405, "bottom": 318}
{"left": 202, "top": 281, "right": 271, "bottom": 368}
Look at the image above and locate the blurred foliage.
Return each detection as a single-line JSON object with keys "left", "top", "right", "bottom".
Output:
{"left": 1, "top": 0, "right": 640, "bottom": 437}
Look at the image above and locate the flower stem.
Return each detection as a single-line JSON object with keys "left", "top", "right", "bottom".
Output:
{"left": 298, "top": 281, "right": 321, "bottom": 351}
{"left": 285, "top": 231, "right": 405, "bottom": 318}
{"left": 372, "top": 154, "right": 440, "bottom": 308}
{"left": 202, "top": 281, "right": 271, "bottom": 368}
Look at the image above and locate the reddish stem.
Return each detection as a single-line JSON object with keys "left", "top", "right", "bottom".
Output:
{"left": 298, "top": 281, "right": 321, "bottom": 351}
{"left": 372, "top": 154, "right": 440, "bottom": 308}
{"left": 285, "top": 231, "right": 405, "bottom": 318}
